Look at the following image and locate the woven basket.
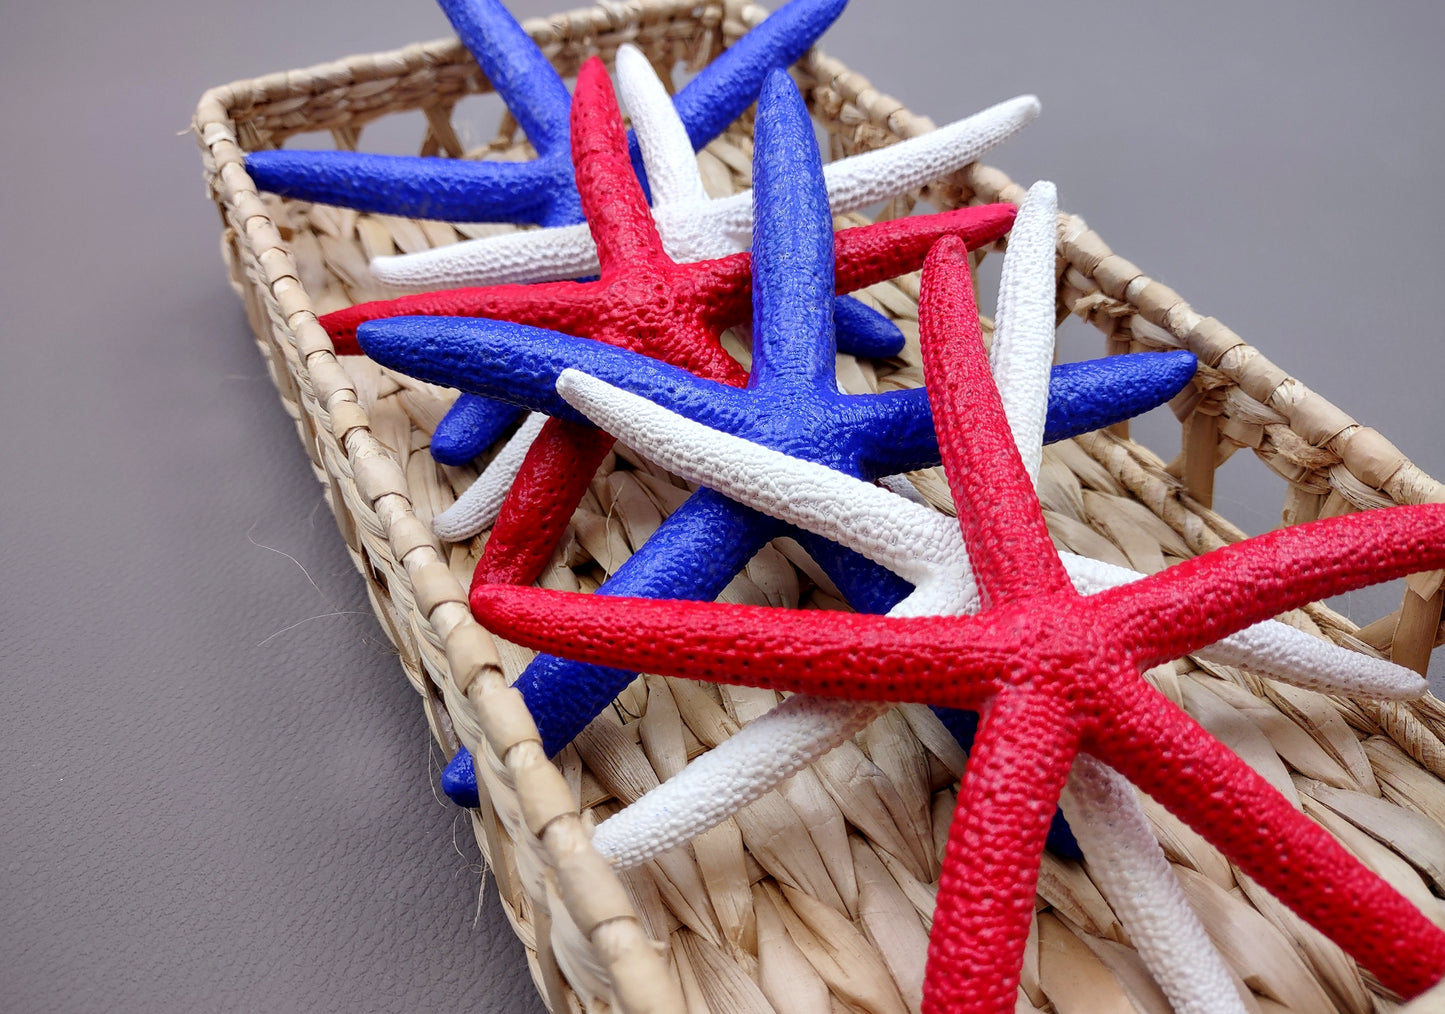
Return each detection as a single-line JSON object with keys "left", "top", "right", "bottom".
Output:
{"left": 193, "top": 2, "right": 1445, "bottom": 1011}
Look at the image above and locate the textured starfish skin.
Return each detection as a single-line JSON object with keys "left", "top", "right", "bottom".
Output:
{"left": 373, "top": 43, "right": 1040, "bottom": 289}
{"left": 542, "top": 186, "right": 1414, "bottom": 1014}
{"left": 244, "top": 0, "right": 901, "bottom": 465}
{"left": 360, "top": 73, "right": 1196, "bottom": 758}
{"left": 472, "top": 238, "right": 1445, "bottom": 1011}
{"left": 244, "top": 0, "right": 846, "bottom": 224}
{"left": 347, "top": 61, "right": 1022, "bottom": 590}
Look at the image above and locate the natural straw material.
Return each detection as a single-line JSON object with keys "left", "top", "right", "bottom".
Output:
{"left": 194, "top": 2, "right": 1445, "bottom": 1012}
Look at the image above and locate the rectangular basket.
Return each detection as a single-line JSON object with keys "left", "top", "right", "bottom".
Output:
{"left": 194, "top": 3, "right": 1445, "bottom": 1011}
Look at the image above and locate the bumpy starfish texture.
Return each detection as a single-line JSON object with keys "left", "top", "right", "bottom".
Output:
{"left": 245, "top": 0, "right": 846, "bottom": 225}
{"left": 348, "top": 63, "right": 1024, "bottom": 592}
{"left": 245, "top": 0, "right": 899, "bottom": 467}
{"left": 544, "top": 185, "right": 1422, "bottom": 1014}
{"left": 367, "top": 73, "right": 1196, "bottom": 758}
{"left": 373, "top": 42, "right": 1040, "bottom": 288}
{"left": 472, "top": 238, "right": 1445, "bottom": 1012}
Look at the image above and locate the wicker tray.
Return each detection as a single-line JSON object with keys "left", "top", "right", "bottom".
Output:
{"left": 193, "top": 2, "right": 1445, "bottom": 1011}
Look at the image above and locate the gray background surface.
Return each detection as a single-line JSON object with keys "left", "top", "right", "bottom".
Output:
{"left": 2, "top": 1, "right": 1441, "bottom": 1011}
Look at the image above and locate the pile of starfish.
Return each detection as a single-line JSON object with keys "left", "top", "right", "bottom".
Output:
{"left": 248, "top": 0, "right": 1445, "bottom": 1011}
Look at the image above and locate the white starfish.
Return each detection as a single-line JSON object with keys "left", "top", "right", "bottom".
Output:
{"left": 426, "top": 45, "right": 1040, "bottom": 540}
{"left": 553, "top": 183, "right": 1423, "bottom": 1014}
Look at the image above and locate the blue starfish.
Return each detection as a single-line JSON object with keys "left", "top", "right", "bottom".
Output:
{"left": 357, "top": 73, "right": 1198, "bottom": 777}
{"left": 246, "top": 0, "right": 902, "bottom": 464}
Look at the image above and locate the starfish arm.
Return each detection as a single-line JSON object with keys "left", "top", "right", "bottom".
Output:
{"left": 368, "top": 223, "right": 599, "bottom": 290}
{"left": 919, "top": 237, "right": 1071, "bottom": 604}
{"left": 571, "top": 59, "right": 669, "bottom": 275}
{"left": 832, "top": 295, "right": 908, "bottom": 357}
{"left": 1059, "top": 755, "right": 1248, "bottom": 1014}
{"left": 354, "top": 316, "right": 740, "bottom": 422}
{"left": 853, "top": 352, "right": 1195, "bottom": 479}
{"left": 432, "top": 412, "right": 548, "bottom": 542}
{"left": 555, "top": 369, "right": 969, "bottom": 591}
{"left": 829, "top": 204, "right": 1017, "bottom": 299}
{"left": 616, "top": 45, "right": 709, "bottom": 207}
{"left": 924, "top": 688, "right": 1081, "bottom": 1014}
{"left": 429, "top": 395, "right": 524, "bottom": 467}
{"left": 990, "top": 181, "right": 1058, "bottom": 484}
{"left": 593, "top": 696, "right": 891, "bottom": 869}
{"left": 473, "top": 585, "right": 1012, "bottom": 708}
{"left": 746, "top": 70, "right": 840, "bottom": 391}
{"left": 797, "top": 532, "right": 918, "bottom": 614}
{"left": 511, "top": 488, "right": 783, "bottom": 754}
{"left": 320, "top": 283, "right": 597, "bottom": 355}
{"left": 476, "top": 418, "right": 615, "bottom": 588}
{"left": 1043, "top": 352, "right": 1199, "bottom": 440}
{"left": 437, "top": 0, "right": 572, "bottom": 158}
{"left": 670, "top": 0, "right": 847, "bottom": 152}
{"left": 1094, "top": 680, "right": 1445, "bottom": 999}
{"left": 1101, "top": 503, "right": 1445, "bottom": 670}
{"left": 1061, "top": 553, "right": 1427, "bottom": 698}
{"left": 824, "top": 95, "right": 1042, "bottom": 214}
{"left": 243, "top": 150, "right": 562, "bottom": 223}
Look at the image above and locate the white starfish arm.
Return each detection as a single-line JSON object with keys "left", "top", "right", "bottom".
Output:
{"left": 592, "top": 695, "right": 891, "bottom": 868}
{"left": 991, "top": 181, "right": 1057, "bottom": 484}
{"left": 555, "top": 368, "right": 974, "bottom": 609}
{"left": 822, "top": 94, "right": 1041, "bottom": 215}
{"left": 616, "top": 45, "right": 710, "bottom": 207}
{"left": 654, "top": 94, "right": 1047, "bottom": 261}
{"left": 431, "top": 412, "right": 548, "bottom": 542}
{"left": 1062, "top": 554, "right": 1425, "bottom": 698}
{"left": 556, "top": 370, "right": 1426, "bottom": 699}
{"left": 1060, "top": 756, "right": 1248, "bottom": 1014}
{"left": 369, "top": 222, "right": 599, "bottom": 289}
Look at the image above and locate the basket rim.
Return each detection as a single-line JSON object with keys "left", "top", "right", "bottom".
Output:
{"left": 190, "top": 3, "right": 1445, "bottom": 1011}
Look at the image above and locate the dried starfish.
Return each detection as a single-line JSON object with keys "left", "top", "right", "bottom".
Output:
{"left": 541, "top": 184, "right": 1424, "bottom": 1014}
{"left": 426, "top": 41, "right": 1037, "bottom": 539}
{"left": 246, "top": 0, "right": 899, "bottom": 465}
{"left": 360, "top": 71, "right": 1197, "bottom": 758}
{"left": 344, "top": 61, "right": 1021, "bottom": 592}
{"left": 473, "top": 236, "right": 1445, "bottom": 1013}
{"left": 374, "top": 43, "right": 1039, "bottom": 287}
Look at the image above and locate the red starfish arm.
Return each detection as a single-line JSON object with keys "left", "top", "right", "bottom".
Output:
{"left": 925, "top": 687, "right": 1081, "bottom": 1014}
{"left": 470, "top": 585, "right": 1013, "bottom": 707}
{"left": 471, "top": 419, "right": 615, "bottom": 588}
{"left": 688, "top": 205, "right": 1019, "bottom": 330}
{"left": 1100, "top": 503, "right": 1445, "bottom": 670}
{"left": 318, "top": 282, "right": 595, "bottom": 355}
{"left": 1093, "top": 679, "right": 1445, "bottom": 999}
{"left": 571, "top": 57, "right": 670, "bottom": 278}
{"left": 918, "top": 237, "right": 1072, "bottom": 605}
{"left": 831, "top": 204, "right": 1017, "bottom": 294}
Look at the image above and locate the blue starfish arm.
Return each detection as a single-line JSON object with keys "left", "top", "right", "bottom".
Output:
{"left": 854, "top": 351, "right": 1199, "bottom": 473}
{"left": 678, "top": 0, "right": 845, "bottom": 151}
{"left": 429, "top": 396, "right": 524, "bottom": 466}
{"left": 437, "top": 0, "right": 573, "bottom": 157}
{"left": 1046, "top": 350, "right": 1200, "bottom": 438}
{"left": 832, "top": 295, "right": 907, "bottom": 358}
{"left": 242, "top": 150, "right": 573, "bottom": 224}
{"left": 354, "top": 316, "right": 747, "bottom": 424}
{"left": 746, "top": 70, "right": 839, "bottom": 392}
{"left": 440, "top": 748, "right": 482, "bottom": 808}
{"left": 514, "top": 489, "right": 784, "bottom": 755}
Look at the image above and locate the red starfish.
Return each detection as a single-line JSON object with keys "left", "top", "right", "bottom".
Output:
{"left": 472, "top": 236, "right": 1445, "bottom": 1013}
{"left": 320, "top": 57, "right": 1015, "bottom": 587}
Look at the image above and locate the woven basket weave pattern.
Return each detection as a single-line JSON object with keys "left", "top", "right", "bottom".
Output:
{"left": 194, "top": 3, "right": 1445, "bottom": 1011}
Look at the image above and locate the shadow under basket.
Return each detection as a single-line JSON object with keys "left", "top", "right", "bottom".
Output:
{"left": 193, "top": 2, "right": 1445, "bottom": 1011}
